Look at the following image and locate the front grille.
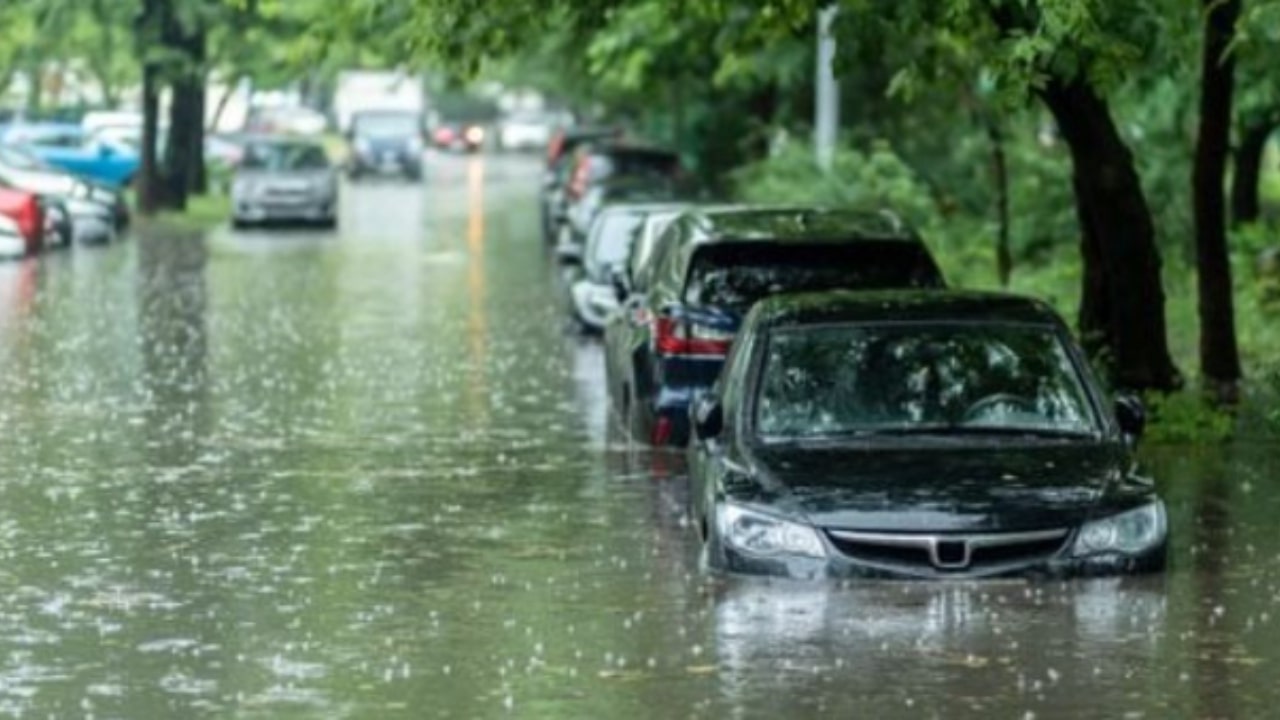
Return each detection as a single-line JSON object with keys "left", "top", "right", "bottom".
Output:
{"left": 826, "top": 528, "right": 1070, "bottom": 573}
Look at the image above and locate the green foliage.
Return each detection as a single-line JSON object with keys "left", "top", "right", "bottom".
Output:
{"left": 1141, "top": 391, "right": 1236, "bottom": 444}
{"left": 734, "top": 141, "right": 938, "bottom": 226}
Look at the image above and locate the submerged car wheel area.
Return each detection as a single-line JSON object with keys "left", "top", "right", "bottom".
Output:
{"left": 686, "top": 291, "right": 1167, "bottom": 581}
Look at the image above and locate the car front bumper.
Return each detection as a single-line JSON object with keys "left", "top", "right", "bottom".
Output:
{"left": 71, "top": 213, "right": 116, "bottom": 244}
{"left": 234, "top": 199, "right": 335, "bottom": 223}
{"left": 713, "top": 536, "right": 1168, "bottom": 581}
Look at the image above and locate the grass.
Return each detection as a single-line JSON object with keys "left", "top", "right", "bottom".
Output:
{"left": 135, "top": 192, "right": 230, "bottom": 233}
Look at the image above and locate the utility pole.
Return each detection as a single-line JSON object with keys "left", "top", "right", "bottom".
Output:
{"left": 814, "top": 5, "right": 839, "bottom": 171}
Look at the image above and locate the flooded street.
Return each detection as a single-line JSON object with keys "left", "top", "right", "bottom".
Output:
{"left": 0, "top": 153, "right": 1277, "bottom": 718}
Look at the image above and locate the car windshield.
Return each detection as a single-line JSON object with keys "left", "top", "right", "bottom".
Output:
{"left": 354, "top": 114, "right": 419, "bottom": 137}
{"left": 586, "top": 213, "right": 643, "bottom": 274}
{"left": 240, "top": 142, "right": 329, "bottom": 171}
{"left": 684, "top": 242, "right": 942, "bottom": 308}
{"left": 756, "top": 323, "right": 1099, "bottom": 440}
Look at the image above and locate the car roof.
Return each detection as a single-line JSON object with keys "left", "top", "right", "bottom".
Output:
{"left": 750, "top": 290, "right": 1066, "bottom": 329}
{"left": 681, "top": 206, "right": 914, "bottom": 245}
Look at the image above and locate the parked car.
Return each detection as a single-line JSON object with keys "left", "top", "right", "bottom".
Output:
{"left": 0, "top": 214, "right": 26, "bottom": 259}
{"left": 0, "top": 187, "right": 45, "bottom": 257}
{"left": 6, "top": 123, "right": 140, "bottom": 187}
{"left": 232, "top": 138, "right": 338, "bottom": 228}
{"left": 604, "top": 207, "right": 945, "bottom": 447}
{"left": 0, "top": 146, "right": 128, "bottom": 239}
{"left": 544, "top": 126, "right": 620, "bottom": 170}
{"left": 687, "top": 289, "right": 1166, "bottom": 580}
{"left": 558, "top": 175, "right": 683, "bottom": 256}
{"left": 432, "top": 121, "right": 485, "bottom": 154}
{"left": 539, "top": 128, "right": 624, "bottom": 243}
{"left": 347, "top": 110, "right": 424, "bottom": 180}
{"left": 497, "top": 111, "right": 556, "bottom": 152}
{"left": 566, "top": 203, "right": 688, "bottom": 333}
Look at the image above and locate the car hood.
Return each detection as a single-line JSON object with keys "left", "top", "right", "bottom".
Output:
{"left": 733, "top": 442, "right": 1144, "bottom": 533}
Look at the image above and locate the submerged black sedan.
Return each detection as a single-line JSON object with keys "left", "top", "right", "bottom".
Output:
{"left": 687, "top": 290, "right": 1166, "bottom": 580}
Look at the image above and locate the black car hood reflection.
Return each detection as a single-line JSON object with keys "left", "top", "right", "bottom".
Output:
{"left": 734, "top": 442, "right": 1142, "bottom": 533}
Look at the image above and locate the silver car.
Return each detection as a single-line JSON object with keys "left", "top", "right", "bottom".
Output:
{"left": 232, "top": 138, "right": 337, "bottom": 228}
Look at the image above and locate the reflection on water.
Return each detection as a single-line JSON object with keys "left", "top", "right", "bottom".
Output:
{"left": 0, "top": 155, "right": 1275, "bottom": 717}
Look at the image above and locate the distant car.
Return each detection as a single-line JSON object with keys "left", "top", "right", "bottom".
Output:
{"left": 566, "top": 203, "right": 687, "bottom": 333}
{"left": 432, "top": 122, "right": 485, "bottom": 154}
{"left": 687, "top": 290, "right": 1166, "bottom": 580}
{"left": 604, "top": 207, "right": 945, "bottom": 447}
{"left": 497, "top": 112, "right": 555, "bottom": 152}
{"left": 550, "top": 143, "right": 682, "bottom": 243}
{"left": 8, "top": 123, "right": 140, "bottom": 187}
{"left": 232, "top": 138, "right": 338, "bottom": 228}
{"left": 0, "top": 187, "right": 45, "bottom": 257}
{"left": 544, "top": 126, "right": 620, "bottom": 170}
{"left": 348, "top": 111, "right": 424, "bottom": 180}
{"left": 540, "top": 127, "right": 623, "bottom": 244}
{"left": 246, "top": 106, "right": 328, "bottom": 136}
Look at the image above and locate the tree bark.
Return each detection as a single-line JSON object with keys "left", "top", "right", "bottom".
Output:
{"left": 139, "top": 59, "right": 162, "bottom": 214}
{"left": 1231, "top": 116, "right": 1275, "bottom": 225}
{"left": 1036, "top": 76, "right": 1182, "bottom": 391}
{"left": 188, "top": 73, "right": 208, "bottom": 195}
{"left": 985, "top": 117, "right": 1012, "bottom": 286}
{"left": 1192, "top": 0, "right": 1242, "bottom": 400}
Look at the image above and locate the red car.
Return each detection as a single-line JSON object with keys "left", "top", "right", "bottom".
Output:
{"left": 0, "top": 187, "right": 44, "bottom": 257}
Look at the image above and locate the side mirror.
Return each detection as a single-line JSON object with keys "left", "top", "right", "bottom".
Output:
{"left": 610, "top": 268, "right": 631, "bottom": 302}
{"left": 1114, "top": 394, "right": 1146, "bottom": 444}
{"left": 692, "top": 394, "right": 724, "bottom": 441}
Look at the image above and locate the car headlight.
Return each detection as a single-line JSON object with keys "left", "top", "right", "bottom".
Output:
{"left": 1072, "top": 501, "right": 1167, "bottom": 557}
{"left": 354, "top": 138, "right": 372, "bottom": 155}
{"left": 718, "top": 503, "right": 826, "bottom": 559}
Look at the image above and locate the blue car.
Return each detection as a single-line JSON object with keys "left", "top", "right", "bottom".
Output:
{"left": 603, "top": 207, "right": 947, "bottom": 447}
{"left": 3, "top": 123, "right": 140, "bottom": 187}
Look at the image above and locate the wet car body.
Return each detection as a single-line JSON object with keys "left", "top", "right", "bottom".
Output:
{"left": 604, "top": 207, "right": 945, "bottom": 447}
{"left": 566, "top": 203, "right": 689, "bottom": 333}
{"left": 687, "top": 290, "right": 1167, "bottom": 581}
{"left": 557, "top": 176, "right": 683, "bottom": 261}
{"left": 9, "top": 123, "right": 140, "bottom": 187}
{"left": 347, "top": 111, "right": 424, "bottom": 180}
{"left": 0, "top": 146, "right": 128, "bottom": 240}
{"left": 233, "top": 138, "right": 338, "bottom": 228}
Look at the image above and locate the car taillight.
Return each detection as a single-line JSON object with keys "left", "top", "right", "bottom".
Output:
{"left": 16, "top": 197, "right": 41, "bottom": 244}
{"left": 653, "top": 316, "right": 732, "bottom": 357}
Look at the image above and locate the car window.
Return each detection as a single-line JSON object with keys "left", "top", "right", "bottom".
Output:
{"left": 684, "top": 242, "right": 942, "bottom": 309}
{"left": 756, "top": 323, "right": 1098, "bottom": 439}
{"left": 241, "top": 143, "right": 330, "bottom": 171}
{"left": 590, "top": 150, "right": 679, "bottom": 182}
{"left": 354, "top": 114, "right": 420, "bottom": 137}
{"left": 587, "top": 213, "right": 643, "bottom": 273}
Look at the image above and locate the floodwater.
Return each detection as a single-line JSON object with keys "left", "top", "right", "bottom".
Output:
{"left": 0, "top": 153, "right": 1276, "bottom": 719}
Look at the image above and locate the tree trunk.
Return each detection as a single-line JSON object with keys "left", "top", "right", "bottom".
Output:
{"left": 1036, "top": 76, "right": 1182, "bottom": 391}
{"left": 135, "top": 0, "right": 165, "bottom": 215}
{"left": 985, "top": 117, "right": 1012, "bottom": 286}
{"left": 1231, "top": 117, "right": 1274, "bottom": 225}
{"left": 188, "top": 73, "right": 208, "bottom": 195}
{"left": 162, "top": 76, "right": 199, "bottom": 211}
{"left": 1192, "top": 0, "right": 1242, "bottom": 400}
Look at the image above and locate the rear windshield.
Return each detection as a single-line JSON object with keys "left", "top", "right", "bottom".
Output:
{"left": 683, "top": 242, "right": 943, "bottom": 308}
{"left": 241, "top": 143, "right": 329, "bottom": 171}
{"left": 589, "top": 150, "right": 679, "bottom": 181}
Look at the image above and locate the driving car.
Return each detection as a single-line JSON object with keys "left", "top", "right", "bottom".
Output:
{"left": 565, "top": 203, "right": 688, "bottom": 333}
{"left": 432, "top": 121, "right": 486, "bottom": 154}
{"left": 232, "top": 138, "right": 338, "bottom": 228}
{"left": 604, "top": 207, "right": 945, "bottom": 447}
{"left": 687, "top": 290, "right": 1166, "bottom": 580}
{"left": 347, "top": 110, "right": 425, "bottom": 180}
